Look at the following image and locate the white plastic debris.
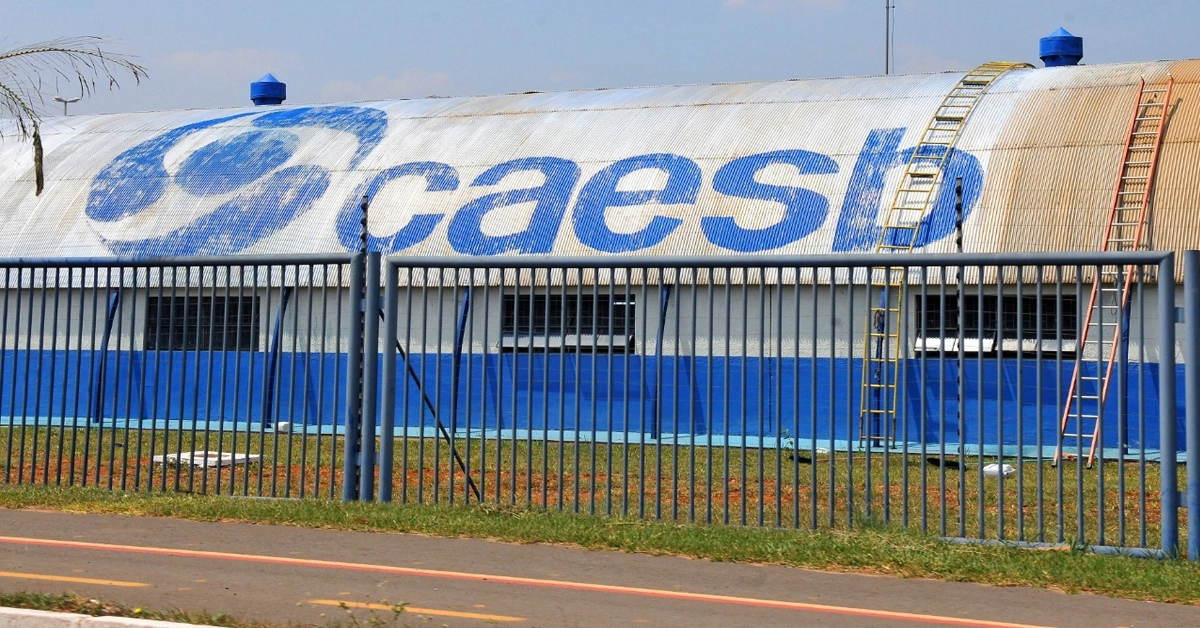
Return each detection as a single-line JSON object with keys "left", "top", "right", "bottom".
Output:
{"left": 815, "top": 447, "right": 830, "bottom": 455}
{"left": 982, "top": 463, "right": 1016, "bottom": 478}
{"left": 275, "top": 422, "right": 291, "bottom": 433}
{"left": 152, "top": 451, "right": 261, "bottom": 468}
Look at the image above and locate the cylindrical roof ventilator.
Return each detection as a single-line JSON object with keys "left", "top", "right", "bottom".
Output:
{"left": 1040, "top": 28, "right": 1083, "bottom": 67}
{"left": 251, "top": 73, "right": 286, "bottom": 105}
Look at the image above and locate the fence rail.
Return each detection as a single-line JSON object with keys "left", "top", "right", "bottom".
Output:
{"left": 2, "top": 250, "right": 1196, "bottom": 558}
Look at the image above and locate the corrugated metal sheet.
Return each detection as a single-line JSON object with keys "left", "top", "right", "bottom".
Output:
{"left": 0, "top": 60, "right": 1197, "bottom": 272}
{"left": 955, "top": 60, "right": 1173, "bottom": 257}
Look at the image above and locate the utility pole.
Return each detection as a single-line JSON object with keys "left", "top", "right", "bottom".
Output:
{"left": 884, "top": 1, "right": 895, "bottom": 75}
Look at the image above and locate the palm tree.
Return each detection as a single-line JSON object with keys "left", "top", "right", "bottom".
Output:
{"left": 0, "top": 36, "right": 148, "bottom": 195}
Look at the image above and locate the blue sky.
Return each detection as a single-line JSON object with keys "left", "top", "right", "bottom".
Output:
{"left": 5, "top": 0, "right": 1197, "bottom": 115}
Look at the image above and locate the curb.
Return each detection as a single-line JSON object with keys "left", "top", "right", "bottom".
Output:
{"left": 0, "top": 607, "right": 210, "bottom": 628}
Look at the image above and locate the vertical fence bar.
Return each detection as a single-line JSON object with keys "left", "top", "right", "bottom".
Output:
{"left": 380, "top": 261, "right": 399, "bottom": 503}
{"left": 16, "top": 267, "right": 31, "bottom": 485}
{"left": 282, "top": 266, "right": 299, "bottom": 497}
{"left": 403, "top": 268, "right": 416, "bottom": 504}
{"left": 416, "top": 267, "right": 429, "bottom": 505}
{"left": 47, "top": 267, "right": 63, "bottom": 486}
{"left": 1160, "top": 253, "right": 1179, "bottom": 555}
{"left": 1137, "top": 267, "right": 1149, "bottom": 548}
{"left": 69, "top": 267, "right": 86, "bottom": 486}
{"left": 464, "top": 269, "right": 476, "bottom": 507}
{"left": 342, "top": 253, "right": 365, "bottom": 502}
{"left": 31, "top": 267, "right": 47, "bottom": 486}
{"left": 360, "top": 253, "right": 381, "bottom": 501}
{"left": 1183, "top": 250, "right": 1199, "bottom": 559}
{"left": 1, "top": 268, "right": 10, "bottom": 484}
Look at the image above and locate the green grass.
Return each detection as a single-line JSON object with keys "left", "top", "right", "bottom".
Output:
{"left": 3, "top": 426, "right": 1183, "bottom": 548}
{"left": 2, "top": 484, "right": 1200, "bottom": 606}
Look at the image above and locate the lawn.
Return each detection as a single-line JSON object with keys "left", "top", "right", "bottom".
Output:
{"left": 2, "top": 426, "right": 1182, "bottom": 551}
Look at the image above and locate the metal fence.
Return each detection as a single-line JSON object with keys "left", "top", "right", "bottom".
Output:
{"left": 376, "top": 251, "right": 1191, "bottom": 557}
{"left": 2, "top": 250, "right": 1197, "bottom": 557}
{"left": 0, "top": 254, "right": 356, "bottom": 499}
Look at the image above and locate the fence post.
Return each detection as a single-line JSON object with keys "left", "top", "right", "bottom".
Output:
{"left": 342, "top": 252, "right": 365, "bottom": 502}
{"left": 379, "top": 261, "right": 398, "bottom": 502}
{"left": 1185, "top": 251, "right": 1200, "bottom": 560}
{"left": 360, "top": 252, "right": 381, "bottom": 501}
{"left": 1161, "top": 253, "right": 1179, "bottom": 555}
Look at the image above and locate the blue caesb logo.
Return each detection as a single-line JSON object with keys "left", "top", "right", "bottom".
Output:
{"left": 86, "top": 106, "right": 388, "bottom": 256}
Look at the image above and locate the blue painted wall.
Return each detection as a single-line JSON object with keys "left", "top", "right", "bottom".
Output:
{"left": 0, "top": 349, "right": 1182, "bottom": 456}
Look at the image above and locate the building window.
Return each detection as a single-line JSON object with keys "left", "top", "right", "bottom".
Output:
{"left": 145, "top": 295, "right": 260, "bottom": 351}
{"left": 913, "top": 294, "right": 1077, "bottom": 353}
{"left": 501, "top": 292, "right": 635, "bottom": 353}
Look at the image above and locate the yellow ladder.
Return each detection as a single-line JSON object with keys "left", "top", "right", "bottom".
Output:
{"left": 1056, "top": 77, "right": 1173, "bottom": 467}
{"left": 859, "top": 61, "right": 1030, "bottom": 447}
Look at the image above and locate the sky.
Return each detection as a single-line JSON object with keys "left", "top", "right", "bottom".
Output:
{"left": 4, "top": 0, "right": 1198, "bottom": 116}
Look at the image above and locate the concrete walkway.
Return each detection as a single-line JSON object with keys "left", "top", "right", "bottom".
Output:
{"left": 0, "top": 607, "right": 210, "bottom": 627}
{"left": 1, "top": 508, "right": 1196, "bottom": 627}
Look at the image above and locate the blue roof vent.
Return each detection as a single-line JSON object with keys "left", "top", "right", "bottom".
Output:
{"left": 1040, "top": 28, "right": 1083, "bottom": 67}
{"left": 250, "top": 73, "right": 286, "bottom": 106}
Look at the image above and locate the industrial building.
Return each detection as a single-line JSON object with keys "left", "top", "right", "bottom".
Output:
{"left": 0, "top": 30, "right": 1189, "bottom": 459}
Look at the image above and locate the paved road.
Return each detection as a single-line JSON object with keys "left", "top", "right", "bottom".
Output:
{"left": 0, "top": 509, "right": 1196, "bottom": 627}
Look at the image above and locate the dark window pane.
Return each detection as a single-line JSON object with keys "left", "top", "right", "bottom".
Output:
{"left": 145, "top": 295, "right": 259, "bottom": 351}
{"left": 914, "top": 293, "right": 1077, "bottom": 343}
{"left": 501, "top": 292, "right": 635, "bottom": 353}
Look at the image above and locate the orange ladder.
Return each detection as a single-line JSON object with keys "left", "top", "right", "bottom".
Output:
{"left": 1056, "top": 77, "right": 1173, "bottom": 467}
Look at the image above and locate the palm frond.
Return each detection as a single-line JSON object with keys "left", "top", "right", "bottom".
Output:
{"left": 0, "top": 36, "right": 148, "bottom": 195}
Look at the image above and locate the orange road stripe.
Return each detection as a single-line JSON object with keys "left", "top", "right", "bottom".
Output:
{"left": 0, "top": 535, "right": 1048, "bottom": 628}
{"left": 308, "top": 599, "right": 524, "bottom": 622}
{"left": 0, "top": 570, "right": 149, "bottom": 588}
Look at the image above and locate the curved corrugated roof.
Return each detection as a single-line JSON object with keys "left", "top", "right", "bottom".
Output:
{"left": 0, "top": 59, "right": 1196, "bottom": 262}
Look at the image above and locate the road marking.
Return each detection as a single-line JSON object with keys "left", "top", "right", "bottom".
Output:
{"left": 0, "top": 535, "right": 1049, "bottom": 628}
{"left": 0, "top": 570, "right": 148, "bottom": 588}
{"left": 309, "top": 599, "right": 524, "bottom": 622}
